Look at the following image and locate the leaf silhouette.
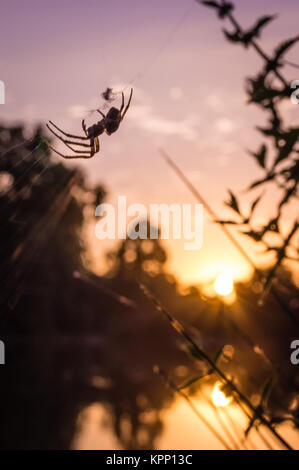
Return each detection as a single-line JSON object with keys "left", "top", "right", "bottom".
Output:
{"left": 262, "top": 217, "right": 280, "bottom": 235}
{"left": 240, "top": 230, "right": 263, "bottom": 242}
{"left": 281, "top": 158, "right": 299, "bottom": 183}
{"left": 200, "top": 1, "right": 233, "bottom": 18}
{"left": 245, "top": 15, "right": 277, "bottom": 43}
{"left": 223, "top": 28, "right": 241, "bottom": 44}
{"left": 248, "top": 172, "right": 275, "bottom": 190}
{"left": 223, "top": 16, "right": 276, "bottom": 48}
{"left": 253, "top": 15, "right": 277, "bottom": 32}
{"left": 187, "top": 344, "right": 204, "bottom": 361}
{"left": 250, "top": 144, "right": 267, "bottom": 169}
{"left": 250, "top": 193, "right": 263, "bottom": 217}
{"left": 261, "top": 378, "right": 273, "bottom": 405}
{"left": 201, "top": 0, "right": 219, "bottom": 8}
{"left": 225, "top": 190, "right": 241, "bottom": 214}
{"left": 278, "top": 183, "right": 297, "bottom": 209}
{"left": 264, "top": 35, "right": 299, "bottom": 74}
{"left": 273, "top": 129, "right": 299, "bottom": 166}
{"left": 214, "top": 219, "right": 238, "bottom": 225}
{"left": 274, "top": 36, "right": 299, "bottom": 61}
{"left": 178, "top": 372, "right": 212, "bottom": 390}
{"left": 246, "top": 76, "right": 289, "bottom": 105}
{"left": 214, "top": 346, "right": 224, "bottom": 364}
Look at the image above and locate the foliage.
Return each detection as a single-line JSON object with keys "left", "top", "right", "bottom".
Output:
{"left": 201, "top": 0, "right": 299, "bottom": 291}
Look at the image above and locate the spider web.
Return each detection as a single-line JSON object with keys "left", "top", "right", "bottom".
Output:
{"left": 0, "top": 129, "right": 79, "bottom": 311}
{"left": 86, "top": 2, "right": 196, "bottom": 117}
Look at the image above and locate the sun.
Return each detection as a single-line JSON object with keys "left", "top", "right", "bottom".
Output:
{"left": 212, "top": 382, "right": 232, "bottom": 407}
{"left": 214, "top": 271, "right": 234, "bottom": 296}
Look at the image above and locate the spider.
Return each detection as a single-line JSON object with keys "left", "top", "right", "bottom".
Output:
{"left": 46, "top": 88, "right": 133, "bottom": 159}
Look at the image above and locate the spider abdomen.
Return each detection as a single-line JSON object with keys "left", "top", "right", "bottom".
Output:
{"left": 105, "top": 107, "right": 121, "bottom": 135}
{"left": 87, "top": 121, "right": 105, "bottom": 138}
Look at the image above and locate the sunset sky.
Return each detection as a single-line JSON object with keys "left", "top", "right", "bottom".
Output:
{"left": 1, "top": 0, "right": 298, "bottom": 285}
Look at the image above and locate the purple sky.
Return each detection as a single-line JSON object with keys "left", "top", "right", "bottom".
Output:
{"left": 1, "top": 0, "right": 298, "bottom": 284}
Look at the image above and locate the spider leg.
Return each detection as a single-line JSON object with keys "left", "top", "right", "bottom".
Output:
{"left": 47, "top": 120, "right": 89, "bottom": 140}
{"left": 46, "top": 123, "right": 93, "bottom": 148}
{"left": 120, "top": 88, "right": 133, "bottom": 121}
{"left": 45, "top": 141, "right": 94, "bottom": 159}
{"left": 90, "top": 138, "right": 95, "bottom": 157}
{"left": 119, "top": 92, "right": 125, "bottom": 113}
{"left": 59, "top": 140, "right": 94, "bottom": 154}
{"left": 97, "top": 110, "right": 106, "bottom": 118}
{"left": 94, "top": 136, "right": 100, "bottom": 153}
{"left": 82, "top": 120, "right": 88, "bottom": 136}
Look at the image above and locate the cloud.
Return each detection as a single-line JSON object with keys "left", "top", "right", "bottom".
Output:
{"left": 128, "top": 104, "right": 199, "bottom": 141}
{"left": 206, "top": 93, "right": 223, "bottom": 109}
{"left": 169, "top": 86, "right": 184, "bottom": 100}
{"left": 215, "top": 117, "right": 236, "bottom": 134}
{"left": 109, "top": 84, "right": 199, "bottom": 141}
{"left": 68, "top": 104, "right": 88, "bottom": 118}
{"left": 67, "top": 96, "right": 104, "bottom": 119}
